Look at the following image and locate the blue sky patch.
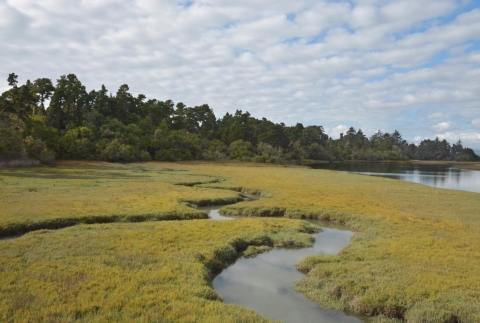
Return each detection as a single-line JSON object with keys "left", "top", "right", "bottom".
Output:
{"left": 282, "top": 37, "right": 301, "bottom": 45}
{"left": 421, "top": 51, "right": 450, "bottom": 69}
{"left": 286, "top": 12, "right": 296, "bottom": 21}
{"left": 178, "top": 1, "right": 194, "bottom": 9}
{"left": 466, "top": 40, "right": 480, "bottom": 53}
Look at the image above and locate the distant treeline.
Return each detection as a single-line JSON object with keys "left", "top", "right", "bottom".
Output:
{"left": 1, "top": 73, "right": 478, "bottom": 165}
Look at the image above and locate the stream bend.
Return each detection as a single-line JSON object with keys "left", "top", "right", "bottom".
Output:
{"left": 206, "top": 209, "right": 367, "bottom": 323}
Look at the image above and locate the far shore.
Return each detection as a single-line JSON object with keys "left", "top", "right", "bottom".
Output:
{"left": 301, "top": 159, "right": 480, "bottom": 170}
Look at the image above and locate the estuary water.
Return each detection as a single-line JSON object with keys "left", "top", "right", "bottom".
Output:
{"left": 206, "top": 209, "right": 367, "bottom": 323}
{"left": 308, "top": 162, "right": 480, "bottom": 194}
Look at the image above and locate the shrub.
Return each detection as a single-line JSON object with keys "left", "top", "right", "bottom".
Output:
{"left": 253, "top": 156, "right": 269, "bottom": 163}
{"left": 24, "top": 136, "right": 55, "bottom": 163}
{"left": 228, "top": 139, "right": 255, "bottom": 159}
{"left": 98, "top": 139, "right": 136, "bottom": 162}
{"left": 60, "top": 126, "right": 95, "bottom": 159}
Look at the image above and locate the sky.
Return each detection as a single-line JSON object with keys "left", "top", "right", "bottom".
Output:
{"left": 1, "top": 0, "right": 480, "bottom": 151}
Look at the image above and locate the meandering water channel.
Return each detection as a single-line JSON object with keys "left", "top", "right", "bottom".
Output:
{"left": 209, "top": 163, "right": 479, "bottom": 322}
{"left": 204, "top": 208, "right": 368, "bottom": 323}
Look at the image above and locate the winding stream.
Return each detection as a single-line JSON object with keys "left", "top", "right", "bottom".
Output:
{"left": 204, "top": 208, "right": 367, "bottom": 323}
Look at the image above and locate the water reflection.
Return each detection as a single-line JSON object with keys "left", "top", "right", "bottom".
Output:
{"left": 207, "top": 209, "right": 233, "bottom": 220}
{"left": 198, "top": 206, "right": 234, "bottom": 220}
{"left": 309, "top": 163, "right": 480, "bottom": 193}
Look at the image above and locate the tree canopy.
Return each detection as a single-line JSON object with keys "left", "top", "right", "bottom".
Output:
{"left": 1, "top": 73, "right": 478, "bottom": 165}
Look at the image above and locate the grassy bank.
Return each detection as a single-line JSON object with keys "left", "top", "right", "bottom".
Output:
{"left": 0, "top": 218, "right": 318, "bottom": 322}
{"left": 0, "top": 161, "right": 244, "bottom": 236}
{"left": 1, "top": 161, "right": 479, "bottom": 322}
{"left": 452, "top": 163, "right": 480, "bottom": 170}
{"left": 409, "top": 160, "right": 480, "bottom": 171}
{"left": 303, "top": 159, "right": 480, "bottom": 171}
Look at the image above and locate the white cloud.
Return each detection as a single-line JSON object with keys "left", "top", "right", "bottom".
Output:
{"left": 429, "top": 112, "right": 444, "bottom": 119}
{"left": 326, "top": 125, "right": 349, "bottom": 139}
{"left": 431, "top": 122, "right": 457, "bottom": 132}
{"left": 473, "top": 119, "right": 480, "bottom": 130}
{"left": 435, "top": 131, "right": 480, "bottom": 145}
{"left": 413, "top": 135, "right": 428, "bottom": 144}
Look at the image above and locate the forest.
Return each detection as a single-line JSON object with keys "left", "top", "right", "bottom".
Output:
{"left": 1, "top": 73, "right": 478, "bottom": 165}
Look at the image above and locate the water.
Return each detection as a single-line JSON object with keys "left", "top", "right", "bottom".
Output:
{"left": 208, "top": 208, "right": 234, "bottom": 220}
{"left": 204, "top": 209, "right": 367, "bottom": 323}
{"left": 308, "top": 162, "right": 480, "bottom": 194}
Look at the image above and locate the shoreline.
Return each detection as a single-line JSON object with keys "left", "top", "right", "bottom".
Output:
{"left": 302, "top": 159, "right": 480, "bottom": 171}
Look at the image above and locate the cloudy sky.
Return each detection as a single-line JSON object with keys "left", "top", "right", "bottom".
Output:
{"left": 1, "top": 0, "right": 480, "bottom": 150}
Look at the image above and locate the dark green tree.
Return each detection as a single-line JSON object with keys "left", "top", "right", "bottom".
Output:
{"left": 33, "top": 78, "right": 55, "bottom": 114}
{"left": 47, "top": 74, "right": 87, "bottom": 129}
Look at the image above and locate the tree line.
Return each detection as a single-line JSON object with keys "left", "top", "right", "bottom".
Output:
{"left": 1, "top": 73, "right": 478, "bottom": 165}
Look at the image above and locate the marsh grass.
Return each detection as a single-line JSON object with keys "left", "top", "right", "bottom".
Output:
{"left": 1, "top": 161, "right": 480, "bottom": 322}
{"left": 243, "top": 245, "right": 273, "bottom": 257}
{"left": 453, "top": 163, "right": 480, "bottom": 170}
{"left": 0, "top": 159, "right": 40, "bottom": 169}
{"left": 0, "top": 161, "right": 243, "bottom": 236}
{"left": 0, "top": 218, "right": 317, "bottom": 323}
{"left": 407, "top": 160, "right": 480, "bottom": 171}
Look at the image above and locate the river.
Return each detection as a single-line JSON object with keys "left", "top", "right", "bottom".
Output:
{"left": 307, "top": 162, "right": 480, "bottom": 194}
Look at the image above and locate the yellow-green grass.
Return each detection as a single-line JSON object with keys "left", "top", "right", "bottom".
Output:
{"left": 0, "top": 218, "right": 318, "bottom": 323}
{"left": 2, "top": 161, "right": 480, "bottom": 322}
{"left": 0, "top": 161, "right": 243, "bottom": 236}
{"left": 175, "top": 162, "right": 480, "bottom": 322}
